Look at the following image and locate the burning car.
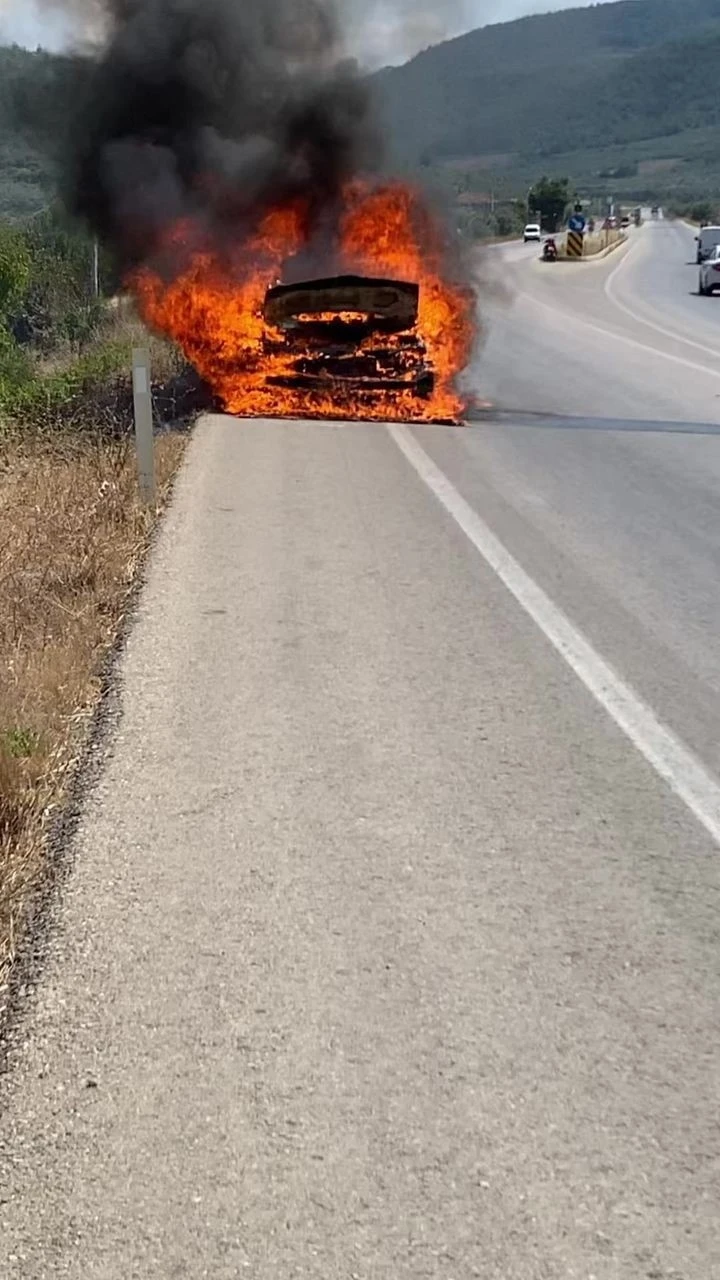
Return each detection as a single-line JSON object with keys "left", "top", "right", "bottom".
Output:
{"left": 131, "top": 184, "right": 474, "bottom": 422}
{"left": 261, "top": 273, "right": 435, "bottom": 402}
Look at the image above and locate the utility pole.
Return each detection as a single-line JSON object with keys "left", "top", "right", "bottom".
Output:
{"left": 92, "top": 237, "right": 100, "bottom": 298}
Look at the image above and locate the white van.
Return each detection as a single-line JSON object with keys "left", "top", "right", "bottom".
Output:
{"left": 696, "top": 225, "right": 720, "bottom": 264}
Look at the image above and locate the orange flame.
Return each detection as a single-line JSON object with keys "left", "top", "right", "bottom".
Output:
{"left": 131, "top": 182, "right": 474, "bottom": 423}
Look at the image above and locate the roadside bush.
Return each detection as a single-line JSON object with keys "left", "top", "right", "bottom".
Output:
{"left": 0, "top": 323, "right": 33, "bottom": 426}
{"left": 0, "top": 204, "right": 214, "bottom": 445}
{"left": 494, "top": 212, "right": 516, "bottom": 237}
{"left": 690, "top": 200, "right": 716, "bottom": 223}
{"left": 0, "top": 223, "right": 31, "bottom": 313}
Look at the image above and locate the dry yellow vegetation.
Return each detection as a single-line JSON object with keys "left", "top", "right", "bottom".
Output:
{"left": 0, "top": 427, "right": 186, "bottom": 994}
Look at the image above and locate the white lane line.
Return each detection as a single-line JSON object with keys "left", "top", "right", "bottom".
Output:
{"left": 604, "top": 234, "right": 720, "bottom": 363}
{"left": 516, "top": 286, "right": 720, "bottom": 381}
{"left": 389, "top": 423, "right": 720, "bottom": 848}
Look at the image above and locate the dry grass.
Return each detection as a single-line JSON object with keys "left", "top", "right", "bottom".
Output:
{"left": 0, "top": 428, "right": 186, "bottom": 991}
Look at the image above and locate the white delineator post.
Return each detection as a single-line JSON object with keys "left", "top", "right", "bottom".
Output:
{"left": 132, "top": 347, "right": 156, "bottom": 506}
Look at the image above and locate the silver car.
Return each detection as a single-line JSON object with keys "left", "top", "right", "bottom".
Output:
{"left": 695, "top": 224, "right": 720, "bottom": 265}
{"left": 698, "top": 244, "right": 720, "bottom": 295}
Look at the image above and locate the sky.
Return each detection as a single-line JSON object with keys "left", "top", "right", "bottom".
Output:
{"left": 349, "top": 0, "right": 601, "bottom": 66}
{"left": 0, "top": 1, "right": 67, "bottom": 48}
{"left": 0, "top": 1, "right": 602, "bottom": 61}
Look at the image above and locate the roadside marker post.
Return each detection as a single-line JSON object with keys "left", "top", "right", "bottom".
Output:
{"left": 566, "top": 229, "right": 584, "bottom": 258}
{"left": 132, "top": 347, "right": 156, "bottom": 506}
{"left": 567, "top": 207, "right": 586, "bottom": 258}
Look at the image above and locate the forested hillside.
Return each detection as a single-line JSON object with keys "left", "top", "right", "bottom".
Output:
{"left": 0, "top": 44, "right": 86, "bottom": 217}
{"left": 375, "top": 0, "right": 720, "bottom": 201}
{"left": 3, "top": 0, "right": 720, "bottom": 216}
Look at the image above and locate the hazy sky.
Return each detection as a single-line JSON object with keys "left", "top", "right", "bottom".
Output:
{"left": 0, "top": 1, "right": 601, "bottom": 59}
{"left": 349, "top": 1, "right": 600, "bottom": 65}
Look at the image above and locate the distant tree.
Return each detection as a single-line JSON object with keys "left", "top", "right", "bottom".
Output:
{"left": 0, "top": 205, "right": 105, "bottom": 350}
{"left": 494, "top": 212, "right": 515, "bottom": 237}
{"left": 690, "top": 200, "right": 715, "bottom": 224}
{"left": 528, "top": 177, "right": 571, "bottom": 232}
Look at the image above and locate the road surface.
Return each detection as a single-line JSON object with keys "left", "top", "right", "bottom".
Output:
{"left": 1, "top": 220, "right": 719, "bottom": 1279}
{"left": 480, "top": 219, "right": 720, "bottom": 423}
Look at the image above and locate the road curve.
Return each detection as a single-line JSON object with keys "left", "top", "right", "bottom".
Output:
{"left": 2, "top": 225, "right": 720, "bottom": 1279}
{"left": 608, "top": 218, "right": 720, "bottom": 349}
{"left": 478, "top": 220, "right": 720, "bottom": 424}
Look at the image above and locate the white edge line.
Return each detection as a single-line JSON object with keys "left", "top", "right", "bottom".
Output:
{"left": 604, "top": 230, "right": 720, "bottom": 363}
{"left": 389, "top": 423, "right": 720, "bottom": 848}
{"left": 515, "top": 285, "right": 720, "bottom": 381}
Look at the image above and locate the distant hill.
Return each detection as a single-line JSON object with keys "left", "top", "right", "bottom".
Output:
{"left": 375, "top": 0, "right": 720, "bottom": 201}
{"left": 0, "top": 44, "right": 85, "bottom": 218}
{"left": 3, "top": 0, "right": 720, "bottom": 222}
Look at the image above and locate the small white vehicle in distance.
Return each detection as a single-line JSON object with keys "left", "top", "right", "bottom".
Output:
{"left": 698, "top": 244, "right": 720, "bottom": 295}
{"left": 523, "top": 223, "right": 541, "bottom": 243}
{"left": 695, "top": 224, "right": 720, "bottom": 264}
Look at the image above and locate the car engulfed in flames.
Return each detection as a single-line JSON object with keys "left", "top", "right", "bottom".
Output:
{"left": 261, "top": 274, "right": 434, "bottom": 403}
{"left": 130, "top": 182, "right": 476, "bottom": 424}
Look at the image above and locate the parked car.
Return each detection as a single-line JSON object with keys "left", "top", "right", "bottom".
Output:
{"left": 523, "top": 223, "right": 541, "bottom": 243}
{"left": 698, "top": 244, "right": 720, "bottom": 295}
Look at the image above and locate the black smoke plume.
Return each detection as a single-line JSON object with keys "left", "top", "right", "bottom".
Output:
{"left": 67, "top": 0, "right": 381, "bottom": 274}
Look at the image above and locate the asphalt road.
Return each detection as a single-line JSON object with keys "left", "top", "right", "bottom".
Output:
{"left": 1, "top": 221, "right": 720, "bottom": 1279}
{"left": 479, "top": 220, "right": 720, "bottom": 423}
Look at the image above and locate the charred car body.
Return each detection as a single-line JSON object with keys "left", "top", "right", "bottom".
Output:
{"left": 262, "top": 274, "right": 434, "bottom": 400}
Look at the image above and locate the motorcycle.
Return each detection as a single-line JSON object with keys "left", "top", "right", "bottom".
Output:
{"left": 542, "top": 238, "right": 558, "bottom": 263}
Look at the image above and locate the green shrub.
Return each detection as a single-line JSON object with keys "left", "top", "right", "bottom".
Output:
{"left": 0, "top": 224, "right": 31, "bottom": 313}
